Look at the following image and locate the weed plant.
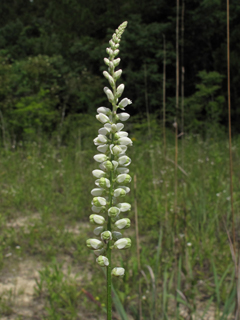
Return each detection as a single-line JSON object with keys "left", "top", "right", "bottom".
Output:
{"left": 0, "top": 120, "right": 239, "bottom": 318}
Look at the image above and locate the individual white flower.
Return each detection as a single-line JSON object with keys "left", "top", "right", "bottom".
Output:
{"left": 96, "top": 255, "right": 109, "bottom": 267}
{"left": 116, "top": 174, "right": 131, "bottom": 184}
{"left": 94, "top": 226, "right": 104, "bottom": 235}
{"left": 96, "top": 113, "right": 110, "bottom": 124}
{"left": 117, "top": 167, "right": 129, "bottom": 174}
{"left": 111, "top": 267, "right": 125, "bottom": 278}
{"left": 91, "top": 188, "right": 105, "bottom": 196}
{"left": 113, "top": 188, "right": 126, "bottom": 198}
{"left": 97, "top": 144, "right": 109, "bottom": 153}
{"left": 92, "top": 170, "right": 106, "bottom": 178}
{"left": 108, "top": 206, "right": 121, "bottom": 218}
{"left": 118, "top": 137, "right": 132, "bottom": 146}
{"left": 86, "top": 239, "right": 104, "bottom": 250}
{"left": 113, "top": 58, "right": 121, "bottom": 67}
{"left": 93, "top": 134, "right": 108, "bottom": 145}
{"left": 117, "top": 113, "right": 130, "bottom": 121}
{"left": 89, "top": 214, "right": 105, "bottom": 225}
{"left": 98, "top": 127, "right": 109, "bottom": 135}
{"left": 93, "top": 197, "right": 107, "bottom": 207}
{"left": 114, "top": 238, "right": 131, "bottom": 250}
{"left": 110, "top": 144, "right": 123, "bottom": 156}
{"left": 95, "top": 177, "right": 111, "bottom": 188}
{"left": 104, "top": 87, "right": 114, "bottom": 102}
{"left": 115, "top": 131, "right": 128, "bottom": 138}
{"left": 118, "top": 155, "right": 131, "bottom": 166}
{"left": 117, "top": 202, "right": 131, "bottom": 212}
{"left": 118, "top": 98, "right": 132, "bottom": 109}
{"left": 94, "top": 154, "right": 108, "bottom": 163}
{"left": 97, "top": 107, "right": 111, "bottom": 115}
{"left": 112, "top": 231, "right": 122, "bottom": 240}
{"left": 101, "top": 231, "right": 112, "bottom": 241}
{"left": 115, "top": 218, "right": 131, "bottom": 230}
{"left": 116, "top": 84, "right": 124, "bottom": 97}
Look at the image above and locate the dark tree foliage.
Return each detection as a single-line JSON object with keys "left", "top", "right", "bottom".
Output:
{"left": 0, "top": 0, "right": 240, "bottom": 139}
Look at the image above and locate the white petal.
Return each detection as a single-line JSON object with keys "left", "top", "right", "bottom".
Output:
{"left": 97, "top": 107, "right": 111, "bottom": 115}
{"left": 98, "top": 127, "right": 109, "bottom": 135}
{"left": 97, "top": 144, "right": 109, "bottom": 153}
{"left": 116, "top": 123, "right": 124, "bottom": 131}
{"left": 117, "top": 113, "right": 130, "bottom": 121}
{"left": 117, "top": 167, "right": 129, "bottom": 174}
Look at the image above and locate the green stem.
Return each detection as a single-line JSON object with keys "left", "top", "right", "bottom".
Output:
{"left": 106, "top": 240, "right": 112, "bottom": 319}
{"left": 106, "top": 56, "right": 117, "bottom": 320}
{"left": 107, "top": 153, "right": 114, "bottom": 319}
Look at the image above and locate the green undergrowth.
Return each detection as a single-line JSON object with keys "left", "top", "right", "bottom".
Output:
{"left": 0, "top": 120, "right": 239, "bottom": 319}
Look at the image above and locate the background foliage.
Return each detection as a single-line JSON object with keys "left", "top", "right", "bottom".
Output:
{"left": 0, "top": 0, "right": 240, "bottom": 141}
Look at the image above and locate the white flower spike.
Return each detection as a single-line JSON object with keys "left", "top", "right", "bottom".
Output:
{"left": 87, "top": 22, "right": 132, "bottom": 317}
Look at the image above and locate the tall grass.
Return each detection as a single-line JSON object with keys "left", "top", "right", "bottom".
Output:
{"left": 0, "top": 120, "right": 239, "bottom": 318}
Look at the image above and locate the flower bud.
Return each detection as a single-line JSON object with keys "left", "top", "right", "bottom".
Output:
{"left": 96, "top": 113, "right": 110, "bottom": 124}
{"left": 116, "top": 174, "right": 131, "bottom": 184}
{"left": 113, "top": 188, "right": 126, "bottom": 197}
{"left": 115, "top": 131, "right": 128, "bottom": 138}
{"left": 86, "top": 239, "right": 104, "bottom": 250}
{"left": 97, "top": 106, "right": 111, "bottom": 115}
{"left": 104, "top": 87, "right": 114, "bottom": 102}
{"left": 102, "top": 160, "right": 113, "bottom": 171}
{"left": 114, "top": 238, "right": 131, "bottom": 250}
{"left": 104, "top": 58, "right": 110, "bottom": 66}
{"left": 113, "top": 49, "right": 119, "bottom": 56}
{"left": 90, "top": 214, "right": 105, "bottom": 225}
{"left": 116, "top": 84, "right": 124, "bottom": 98}
{"left": 101, "top": 230, "right": 112, "bottom": 241}
{"left": 114, "top": 69, "right": 122, "bottom": 80}
{"left": 91, "top": 188, "right": 104, "bottom": 196}
{"left": 97, "top": 144, "right": 109, "bottom": 153}
{"left": 117, "top": 113, "right": 130, "bottom": 121}
{"left": 109, "top": 39, "right": 116, "bottom": 48}
{"left": 112, "top": 231, "right": 122, "bottom": 240}
{"left": 111, "top": 267, "right": 125, "bottom": 278}
{"left": 118, "top": 98, "right": 132, "bottom": 109}
{"left": 96, "top": 255, "right": 109, "bottom": 267}
{"left": 117, "top": 202, "right": 131, "bottom": 212}
{"left": 118, "top": 155, "right": 131, "bottom": 166}
{"left": 94, "top": 226, "right": 104, "bottom": 235}
{"left": 92, "top": 169, "right": 106, "bottom": 178}
{"left": 93, "top": 197, "right": 107, "bottom": 207}
{"left": 113, "top": 58, "right": 121, "bottom": 67}
{"left": 98, "top": 177, "right": 111, "bottom": 188}
{"left": 118, "top": 137, "right": 132, "bottom": 146}
{"left": 115, "top": 218, "right": 131, "bottom": 230}
{"left": 94, "top": 154, "right": 108, "bottom": 163}
{"left": 108, "top": 206, "right": 121, "bottom": 218}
